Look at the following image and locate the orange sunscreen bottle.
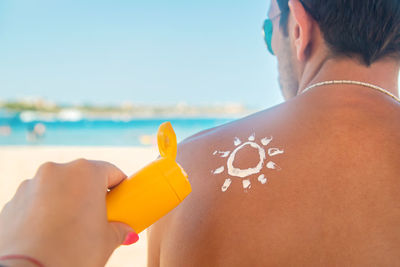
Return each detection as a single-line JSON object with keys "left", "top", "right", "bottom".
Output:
{"left": 106, "top": 122, "right": 191, "bottom": 233}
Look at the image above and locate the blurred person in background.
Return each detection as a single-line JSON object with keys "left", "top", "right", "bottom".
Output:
{"left": 0, "top": 126, "right": 11, "bottom": 137}
{"left": 26, "top": 123, "right": 46, "bottom": 143}
{"left": 148, "top": 0, "right": 400, "bottom": 266}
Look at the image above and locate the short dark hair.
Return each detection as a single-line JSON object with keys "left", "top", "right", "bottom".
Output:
{"left": 276, "top": 0, "right": 400, "bottom": 66}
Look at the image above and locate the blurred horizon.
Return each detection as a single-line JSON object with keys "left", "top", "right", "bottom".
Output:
{"left": 0, "top": 0, "right": 284, "bottom": 109}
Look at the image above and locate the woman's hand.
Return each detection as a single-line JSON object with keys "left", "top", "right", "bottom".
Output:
{"left": 0, "top": 159, "right": 138, "bottom": 267}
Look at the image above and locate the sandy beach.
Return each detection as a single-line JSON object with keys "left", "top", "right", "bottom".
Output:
{"left": 0, "top": 146, "right": 158, "bottom": 267}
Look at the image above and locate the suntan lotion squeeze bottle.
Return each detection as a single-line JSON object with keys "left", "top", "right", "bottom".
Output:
{"left": 106, "top": 122, "right": 191, "bottom": 234}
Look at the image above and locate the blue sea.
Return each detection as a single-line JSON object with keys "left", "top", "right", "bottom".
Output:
{"left": 0, "top": 111, "right": 234, "bottom": 146}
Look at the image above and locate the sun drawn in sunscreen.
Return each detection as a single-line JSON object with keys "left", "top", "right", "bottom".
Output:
{"left": 212, "top": 134, "right": 284, "bottom": 192}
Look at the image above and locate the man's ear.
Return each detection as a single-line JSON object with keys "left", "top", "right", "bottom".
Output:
{"left": 288, "top": 0, "right": 313, "bottom": 61}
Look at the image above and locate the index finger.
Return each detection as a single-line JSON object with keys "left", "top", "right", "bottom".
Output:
{"left": 79, "top": 160, "right": 128, "bottom": 190}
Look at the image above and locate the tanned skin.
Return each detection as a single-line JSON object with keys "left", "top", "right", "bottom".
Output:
{"left": 148, "top": 0, "right": 400, "bottom": 266}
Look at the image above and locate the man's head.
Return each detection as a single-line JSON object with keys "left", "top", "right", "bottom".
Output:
{"left": 268, "top": 0, "right": 400, "bottom": 100}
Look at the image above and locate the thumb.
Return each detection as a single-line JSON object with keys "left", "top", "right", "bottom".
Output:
{"left": 108, "top": 222, "right": 139, "bottom": 247}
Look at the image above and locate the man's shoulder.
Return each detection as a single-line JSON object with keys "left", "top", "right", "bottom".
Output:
{"left": 148, "top": 96, "right": 400, "bottom": 266}
{"left": 148, "top": 98, "right": 339, "bottom": 266}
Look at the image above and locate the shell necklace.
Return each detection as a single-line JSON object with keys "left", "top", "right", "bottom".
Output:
{"left": 301, "top": 80, "right": 400, "bottom": 104}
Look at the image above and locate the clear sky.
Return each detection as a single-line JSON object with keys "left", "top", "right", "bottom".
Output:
{"left": 0, "top": 0, "right": 283, "bottom": 109}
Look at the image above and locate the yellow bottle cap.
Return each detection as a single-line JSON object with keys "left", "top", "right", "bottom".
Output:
{"left": 157, "top": 122, "right": 177, "bottom": 160}
{"left": 158, "top": 122, "right": 191, "bottom": 201}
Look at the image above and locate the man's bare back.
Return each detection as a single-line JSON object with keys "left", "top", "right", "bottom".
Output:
{"left": 148, "top": 87, "right": 400, "bottom": 266}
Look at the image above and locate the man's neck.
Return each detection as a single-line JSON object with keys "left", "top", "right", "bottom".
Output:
{"left": 297, "top": 57, "right": 400, "bottom": 97}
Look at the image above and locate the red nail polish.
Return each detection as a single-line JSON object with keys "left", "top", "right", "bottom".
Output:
{"left": 123, "top": 232, "right": 139, "bottom": 245}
